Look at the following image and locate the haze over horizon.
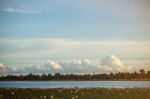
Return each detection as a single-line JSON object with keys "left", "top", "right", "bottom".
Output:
{"left": 0, "top": 0, "right": 150, "bottom": 75}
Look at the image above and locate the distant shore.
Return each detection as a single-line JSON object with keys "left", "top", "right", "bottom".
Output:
{"left": 0, "top": 87, "right": 150, "bottom": 99}
{"left": 1, "top": 69, "right": 150, "bottom": 81}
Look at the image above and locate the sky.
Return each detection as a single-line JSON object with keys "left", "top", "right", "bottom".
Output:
{"left": 0, "top": 0, "right": 150, "bottom": 75}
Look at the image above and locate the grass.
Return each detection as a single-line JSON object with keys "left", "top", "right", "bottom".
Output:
{"left": 0, "top": 87, "right": 150, "bottom": 99}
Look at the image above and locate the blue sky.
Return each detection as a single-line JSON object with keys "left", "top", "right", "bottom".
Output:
{"left": 0, "top": 0, "right": 150, "bottom": 75}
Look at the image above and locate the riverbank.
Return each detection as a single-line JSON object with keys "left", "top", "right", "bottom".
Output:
{"left": 0, "top": 87, "right": 150, "bottom": 99}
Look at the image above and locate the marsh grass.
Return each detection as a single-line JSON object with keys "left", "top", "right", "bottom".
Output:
{"left": 0, "top": 87, "right": 150, "bottom": 99}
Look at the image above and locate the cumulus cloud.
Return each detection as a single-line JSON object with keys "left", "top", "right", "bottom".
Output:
{"left": 20, "top": 60, "right": 63, "bottom": 74}
{"left": 0, "top": 55, "right": 133, "bottom": 75}
{"left": 58, "top": 59, "right": 96, "bottom": 73}
{"left": 82, "top": 59, "right": 90, "bottom": 64}
{"left": 46, "top": 60, "right": 63, "bottom": 70}
{"left": 69, "top": 59, "right": 91, "bottom": 70}
{"left": 97, "top": 65, "right": 113, "bottom": 72}
{"left": 0, "top": 63, "right": 5, "bottom": 72}
{"left": 97, "top": 55, "right": 131, "bottom": 72}
{"left": 6, "top": 60, "right": 63, "bottom": 74}
{"left": 0, "top": 63, "right": 17, "bottom": 73}
{"left": 71, "top": 59, "right": 90, "bottom": 65}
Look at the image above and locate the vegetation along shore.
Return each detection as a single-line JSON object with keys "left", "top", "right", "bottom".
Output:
{"left": 0, "top": 87, "right": 150, "bottom": 99}
{"left": 0, "top": 69, "right": 150, "bottom": 81}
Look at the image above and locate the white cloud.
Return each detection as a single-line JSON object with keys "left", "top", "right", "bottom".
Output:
{"left": 0, "top": 63, "right": 5, "bottom": 72}
{"left": 0, "top": 63, "right": 17, "bottom": 73}
{"left": 97, "top": 55, "right": 131, "bottom": 72}
{"left": 59, "top": 59, "right": 95, "bottom": 73}
{"left": 20, "top": 60, "right": 63, "bottom": 74}
{"left": 0, "top": 39, "right": 149, "bottom": 74}
{"left": 97, "top": 64, "right": 113, "bottom": 72}
{"left": 0, "top": 54, "right": 148, "bottom": 75}
{"left": 72, "top": 60, "right": 82, "bottom": 65}
{"left": 72, "top": 59, "right": 90, "bottom": 65}
{"left": 46, "top": 60, "right": 62, "bottom": 70}
{"left": 82, "top": 59, "right": 90, "bottom": 64}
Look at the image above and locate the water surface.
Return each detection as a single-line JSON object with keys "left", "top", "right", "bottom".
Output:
{"left": 0, "top": 81, "right": 150, "bottom": 88}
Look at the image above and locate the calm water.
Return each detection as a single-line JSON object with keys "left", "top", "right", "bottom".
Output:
{"left": 0, "top": 81, "right": 150, "bottom": 88}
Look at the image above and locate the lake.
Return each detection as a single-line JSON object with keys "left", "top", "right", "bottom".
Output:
{"left": 0, "top": 81, "right": 150, "bottom": 88}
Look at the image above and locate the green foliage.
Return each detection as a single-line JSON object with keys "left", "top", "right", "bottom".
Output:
{"left": 0, "top": 69, "right": 150, "bottom": 81}
{"left": 0, "top": 88, "right": 150, "bottom": 99}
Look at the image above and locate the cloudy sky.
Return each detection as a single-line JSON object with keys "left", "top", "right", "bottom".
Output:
{"left": 0, "top": 0, "right": 150, "bottom": 75}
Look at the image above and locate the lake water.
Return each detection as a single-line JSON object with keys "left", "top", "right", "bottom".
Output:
{"left": 0, "top": 81, "right": 150, "bottom": 88}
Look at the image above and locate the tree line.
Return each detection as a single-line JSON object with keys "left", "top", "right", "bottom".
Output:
{"left": 0, "top": 69, "right": 150, "bottom": 81}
